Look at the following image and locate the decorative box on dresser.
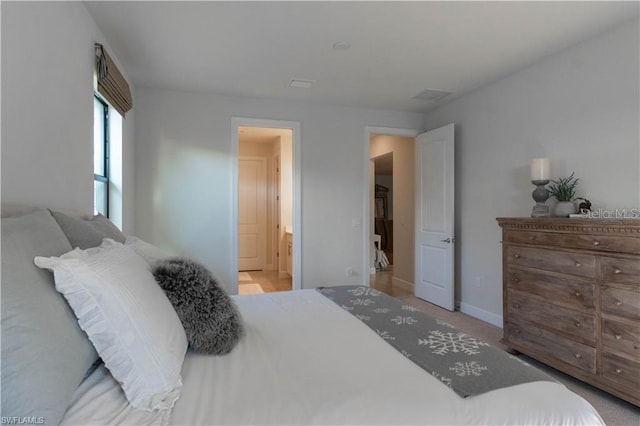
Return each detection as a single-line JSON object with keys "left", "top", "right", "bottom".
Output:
{"left": 497, "top": 218, "right": 640, "bottom": 406}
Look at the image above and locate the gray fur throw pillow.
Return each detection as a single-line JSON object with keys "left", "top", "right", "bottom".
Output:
{"left": 152, "top": 257, "right": 244, "bottom": 354}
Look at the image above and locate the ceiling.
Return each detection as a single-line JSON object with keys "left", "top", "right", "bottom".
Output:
{"left": 239, "top": 126, "right": 291, "bottom": 144}
{"left": 85, "top": 1, "right": 638, "bottom": 113}
{"left": 374, "top": 152, "right": 393, "bottom": 176}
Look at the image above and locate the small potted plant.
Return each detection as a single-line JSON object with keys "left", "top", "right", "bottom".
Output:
{"left": 546, "top": 172, "right": 579, "bottom": 217}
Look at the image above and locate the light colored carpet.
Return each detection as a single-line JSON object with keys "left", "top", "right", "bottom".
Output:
{"left": 399, "top": 295, "right": 640, "bottom": 426}
{"left": 238, "top": 283, "right": 264, "bottom": 295}
{"left": 238, "top": 272, "right": 252, "bottom": 282}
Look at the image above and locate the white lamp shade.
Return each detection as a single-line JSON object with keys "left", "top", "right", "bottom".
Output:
{"left": 530, "top": 158, "right": 550, "bottom": 181}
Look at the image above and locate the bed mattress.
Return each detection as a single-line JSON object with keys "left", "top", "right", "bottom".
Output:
{"left": 61, "top": 289, "right": 604, "bottom": 425}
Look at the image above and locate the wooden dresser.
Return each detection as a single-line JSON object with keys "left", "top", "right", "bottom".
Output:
{"left": 497, "top": 218, "right": 640, "bottom": 406}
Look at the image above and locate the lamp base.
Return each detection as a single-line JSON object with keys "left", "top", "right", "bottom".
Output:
{"left": 531, "top": 204, "right": 550, "bottom": 218}
{"left": 531, "top": 180, "right": 550, "bottom": 218}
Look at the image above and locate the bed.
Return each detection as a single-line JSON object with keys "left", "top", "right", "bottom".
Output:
{"left": 2, "top": 209, "right": 604, "bottom": 425}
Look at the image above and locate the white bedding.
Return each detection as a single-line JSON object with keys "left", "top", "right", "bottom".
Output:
{"left": 61, "top": 290, "right": 604, "bottom": 425}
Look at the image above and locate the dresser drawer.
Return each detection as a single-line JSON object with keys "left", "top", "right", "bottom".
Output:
{"left": 506, "top": 231, "right": 566, "bottom": 247}
{"left": 602, "top": 284, "right": 640, "bottom": 321}
{"left": 507, "top": 246, "right": 595, "bottom": 278}
{"left": 602, "top": 352, "right": 640, "bottom": 391}
{"left": 600, "top": 257, "right": 640, "bottom": 285}
{"left": 507, "top": 268, "right": 594, "bottom": 312}
{"left": 602, "top": 319, "right": 640, "bottom": 360}
{"left": 506, "top": 230, "right": 640, "bottom": 254}
{"left": 508, "top": 292, "right": 595, "bottom": 342}
{"left": 506, "top": 320, "right": 596, "bottom": 373}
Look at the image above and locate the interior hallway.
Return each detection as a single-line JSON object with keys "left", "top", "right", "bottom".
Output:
{"left": 369, "top": 266, "right": 411, "bottom": 298}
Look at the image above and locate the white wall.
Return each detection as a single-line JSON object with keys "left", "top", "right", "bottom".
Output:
{"left": 133, "top": 88, "right": 424, "bottom": 292}
{"left": 424, "top": 19, "right": 640, "bottom": 326}
{"left": 1, "top": 2, "right": 136, "bottom": 232}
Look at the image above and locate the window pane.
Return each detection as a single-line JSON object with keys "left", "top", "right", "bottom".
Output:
{"left": 94, "top": 98, "right": 105, "bottom": 176}
{"left": 94, "top": 180, "right": 107, "bottom": 216}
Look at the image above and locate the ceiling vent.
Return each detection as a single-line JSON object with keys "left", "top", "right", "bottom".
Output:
{"left": 288, "top": 79, "right": 315, "bottom": 89}
{"left": 412, "top": 89, "right": 451, "bottom": 102}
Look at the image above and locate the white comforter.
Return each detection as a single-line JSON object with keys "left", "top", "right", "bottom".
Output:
{"left": 61, "top": 290, "right": 604, "bottom": 425}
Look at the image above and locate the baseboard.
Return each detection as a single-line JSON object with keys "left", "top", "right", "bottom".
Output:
{"left": 391, "top": 276, "right": 414, "bottom": 293}
{"left": 459, "top": 302, "right": 503, "bottom": 328}
{"left": 278, "top": 271, "right": 291, "bottom": 279}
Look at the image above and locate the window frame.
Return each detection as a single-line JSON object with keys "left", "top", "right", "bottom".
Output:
{"left": 94, "top": 94, "right": 110, "bottom": 217}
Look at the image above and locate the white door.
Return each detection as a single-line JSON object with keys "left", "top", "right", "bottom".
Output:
{"left": 414, "top": 124, "right": 455, "bottom": 310}
{"left": 238, "top": 157, "right": 267, "bottom": 271}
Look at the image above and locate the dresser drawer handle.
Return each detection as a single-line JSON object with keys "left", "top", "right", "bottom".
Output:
{"left": 511, "top": 277, "right": 520, "bottom": 283}
{"left": 575, "top": 322, "right": 581, "bottom": 328}
{"left": 614, "top": 334, "right": 622, "bottom": 340}
{"left": 514, "top": 303, "right": 521, "bottom": 309}
{"left": 615, "top": 301, "right": 623, "bottom": 307}
{"left": 615, "top": 368, "right": 623, "bottom": 374}
{"left": 514, "top": 329, "right": 521, "bottom": 334}
{"left": 575, "top": 262, "right": 582, "bottom": 268}
{"left": 514, "top": 254, "right": 520, "bottom": 259}
{"left": 614, "top": 269, "right": 622, "bottom": 275}
{"left": 574, "top": 291, "right": 582, "bottom": 297}
{"left": 592, "top": 241, "right": 601, "bottom": 246}
{"left": 529, "top": 236, "right": 535, "bottom": 240}
{"left": 574, "top": 353, "right": 582, "bottom": 359}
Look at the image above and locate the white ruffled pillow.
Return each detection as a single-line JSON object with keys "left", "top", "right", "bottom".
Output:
{"left": 34, "top": 239, "right": 187, "bottom": 411}
{"left": 125, "top": 236, "right": 170, "bottom": 266}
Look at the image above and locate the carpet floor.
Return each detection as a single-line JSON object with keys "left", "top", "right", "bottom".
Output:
{"left": 399, "top": 295, "right": 640, "bottom": 426}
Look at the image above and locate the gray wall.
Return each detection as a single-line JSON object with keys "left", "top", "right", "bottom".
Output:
{"left": 424, "top": 19, "right": 639, "bottom": 325}
{"left": 3, "top": 3, "right": 637, "bottom": 325}
{"left": 133, "top": 88, "right": 424, "bottom": 293}
{"left": 1, "top": 2, "right": 136, "bottom": 232}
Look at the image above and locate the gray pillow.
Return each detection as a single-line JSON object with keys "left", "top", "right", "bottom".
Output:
{"left": 152, "top": 257, "right": 244, "bottom": 354}
{"left": 50, "top": 210, "right": 125, "bottom": 249}
{"left": 1, "top": 209, "right": 98, "bottom": 425}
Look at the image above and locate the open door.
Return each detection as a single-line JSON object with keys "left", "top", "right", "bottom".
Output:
{"left": 414, "top": 124, "right": 455, "bottom": 311}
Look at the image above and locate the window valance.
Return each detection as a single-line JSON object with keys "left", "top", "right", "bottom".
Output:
{"left": 95, "top": 43, "right": 133, "bottom": 117}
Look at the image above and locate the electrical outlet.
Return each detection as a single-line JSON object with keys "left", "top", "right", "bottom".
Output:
{"left": 346, "top": 267, "right": 355, "bottom": 277}
{"left": 474, "top": 276, "right": 485, "bottom": 288}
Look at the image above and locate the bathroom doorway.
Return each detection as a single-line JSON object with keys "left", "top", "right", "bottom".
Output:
{"left": 233, "top": 118, "right": 300, "bottom": 294}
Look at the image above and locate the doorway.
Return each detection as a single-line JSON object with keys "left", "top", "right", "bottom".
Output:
{"left": 365, "top": 125, "right": 456, "bottom": 311}
{"left": 372, "top": 152, "right": 393, "bottom": 266}
{"left": 368, "top": 131, "right": 417, "bottom": 297}
{"left": 232, "top": 118, "right": 302, "bottom": 295}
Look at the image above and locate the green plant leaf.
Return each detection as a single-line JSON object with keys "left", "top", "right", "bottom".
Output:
{"left": 546, "top": 172, "right": 579, "bottom": 201}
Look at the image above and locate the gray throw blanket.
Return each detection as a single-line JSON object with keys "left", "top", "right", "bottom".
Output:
{"left": 317, "top": 286, "right": 556, "bottom": 398}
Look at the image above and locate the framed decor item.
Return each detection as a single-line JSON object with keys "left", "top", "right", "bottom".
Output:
{"left": 374, "top": 184, "right": 389, "bottom": 219}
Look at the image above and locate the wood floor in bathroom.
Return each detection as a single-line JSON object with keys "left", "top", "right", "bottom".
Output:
{"left": 239, "top": 263, "right": 402, "bottom": 297}
{"left": 241, "top": 270, "right": 292, "bottom": 293}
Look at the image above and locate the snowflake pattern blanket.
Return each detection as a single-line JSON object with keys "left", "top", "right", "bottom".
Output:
{"left": 317, "top": 286, "right": 556, "bottom": 398}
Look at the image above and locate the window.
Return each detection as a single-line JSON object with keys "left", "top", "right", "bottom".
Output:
{"left": 94, "top": 95, "right": 109, "bottom": 217}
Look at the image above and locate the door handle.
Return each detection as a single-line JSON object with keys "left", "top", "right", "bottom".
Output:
{"left": 441, "top": 238, "right": 452, "bottom": 243}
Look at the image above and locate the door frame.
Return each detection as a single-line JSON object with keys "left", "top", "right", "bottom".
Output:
{"left": 231, "top": 117, "right": 302, "bottom": 292}
{"left": 363, "top": 126, "right": 421, "bottom": 287}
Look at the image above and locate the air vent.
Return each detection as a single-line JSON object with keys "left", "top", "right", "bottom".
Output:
{"left": 288, "top": 79, "right": 315, "bottom": 89}
{"left": 412, "top": 89, "right": 451, "bottom": 102}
